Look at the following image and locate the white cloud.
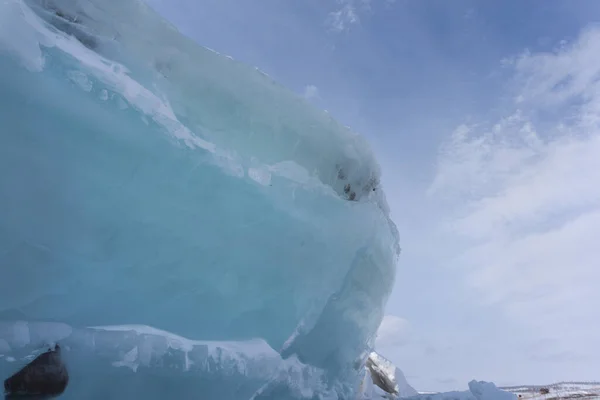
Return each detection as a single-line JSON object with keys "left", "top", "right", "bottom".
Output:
{"left": 428, "top": 26, "right": 600, "bottom": 357}
{"left": 328, "top": 2, "right": 360, "bottom": 32}
{"left": 303, "top": 84, "right": 320, "bottom": 100}
{"left": 327, "top": 0, "right": 387, "bottom": 32}
{"left": 509, "top": 27, "right": 600, "bottom": 108}
{"left": 376, "top": 315, "right": 412, "bottom": 349}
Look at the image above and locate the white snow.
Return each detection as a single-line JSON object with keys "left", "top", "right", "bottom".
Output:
{"left": 502, "top": 382, "right": 600, "bottom": 400}
{"left": 410, "top": 382, "right": 600, "bottom": 400}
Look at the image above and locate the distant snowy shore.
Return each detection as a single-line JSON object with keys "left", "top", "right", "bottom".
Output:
{"left": 405, "top": 382, "right": 600, "bottom": 400}
{"left": 501, "top": 382, "right": 600, "bottom": 400}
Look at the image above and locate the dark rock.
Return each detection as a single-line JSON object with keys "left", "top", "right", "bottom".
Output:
{"left": 4, "top": 344, "right": 68, "bottom": 399}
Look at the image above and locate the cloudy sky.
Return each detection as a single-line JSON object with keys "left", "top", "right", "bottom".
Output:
{"left": 145, "top": 0, "right": 600, "bottom": 392}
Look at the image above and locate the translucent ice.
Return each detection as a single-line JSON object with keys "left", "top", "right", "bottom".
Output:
{"left": 0, "top": 0, "right": 399, "bottom": 398}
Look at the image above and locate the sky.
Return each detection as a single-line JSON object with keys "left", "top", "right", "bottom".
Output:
{"left": 145, "top": 0, "right": 600, "bottom": 392}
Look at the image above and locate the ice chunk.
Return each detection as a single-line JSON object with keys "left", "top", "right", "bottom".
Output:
{"left": 0, "top": 0, "right": 399, "bottom": 398}
{"left": 0, "top": 321, "right": 334, "bottom": 399}
{"left": 411, "top": 382, "right": 517, "bottom": 400}
{"left": 468, "top": 381, "right": 517, "bottom": 400}
{"left": 367, "top": 351, "right": 400, "bottom": 395}
{"left": 358, "top": 351, "right": 418, "bottom": 399}
{"left": 356, "top": 358, "right": 514, "bottom": 400}
{"left": 396, "top": 367, "right": 419, "bottom": 398}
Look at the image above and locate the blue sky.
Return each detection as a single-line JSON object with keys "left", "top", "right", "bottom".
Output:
{"left": 146, "top": 0, "right": 600, "bottom": 391}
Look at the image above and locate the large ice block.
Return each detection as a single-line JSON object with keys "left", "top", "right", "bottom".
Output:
{"left": 0, "top": 0, "right": 400, "bottom": 397}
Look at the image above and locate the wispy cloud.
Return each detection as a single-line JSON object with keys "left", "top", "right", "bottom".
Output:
{"left": 328, "top": 1, "right": 360, "bottom": 32}
{"left": 327, "top": 0, "right": 391, "bottom": 32}
{"left": 428, "top": 27, "right": 600, "bottom": 358}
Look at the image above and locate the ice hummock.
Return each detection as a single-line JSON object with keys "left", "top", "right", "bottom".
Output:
{"left": 0, "top": 321, "right": 334, "bottom": 399}
{"left": 359, "top": 351, "right": 418, "bottom": 399}
{"left": 410, "top": 381, "right": 517, "bottom": 400}
{"left": 355, "top": 352, "right": 514, "bottom": 400}
{"left": 0, "top": 0, "right": 399, "bottom": 398}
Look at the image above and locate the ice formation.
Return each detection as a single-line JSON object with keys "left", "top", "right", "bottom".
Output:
{"left": 0, "top": 0, "right": 399, "bottom": 398}
{"left": 0, "top": 321, "right": 333, "bottom": 399}
{"left": 411, "top": 381, "right": 517, "bottom": 400}
{"left": 355, "top": 353, "right": 515, "bottom": 400}
{"left": 359, "top": 352, "right": 418, "bottom": 399}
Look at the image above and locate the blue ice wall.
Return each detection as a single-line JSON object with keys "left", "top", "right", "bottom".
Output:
{"left": 0, "top": 0, "right": 399, "bottom": 397}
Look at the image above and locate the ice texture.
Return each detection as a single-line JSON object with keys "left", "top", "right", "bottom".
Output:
{"left": 0, "top": 0, "right": 399, "bottom": 398}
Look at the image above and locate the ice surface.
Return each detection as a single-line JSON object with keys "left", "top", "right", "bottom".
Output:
{"left": 0, "top": 0, "right": 399, "bottom": 398}
{"left": 411, "top": 382, "right": 517, "bottom": 400}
